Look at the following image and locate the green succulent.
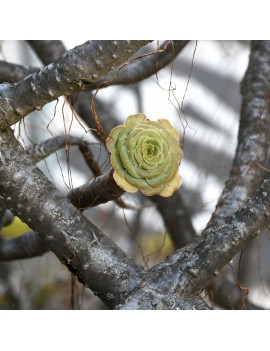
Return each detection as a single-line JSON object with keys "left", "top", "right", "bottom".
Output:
{"left": 106, "top": 114, "right": 183, "bottom": 197}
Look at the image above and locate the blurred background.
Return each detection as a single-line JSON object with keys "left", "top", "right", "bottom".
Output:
{"left": 0, "top": 40, "right": 269, "bottom": 309}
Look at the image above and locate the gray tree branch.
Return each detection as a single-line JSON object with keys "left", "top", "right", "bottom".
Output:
{"left": 0, "top": 61, "right": 36, "bottom": 83}
{"left": 206, "top": 41, "right": 270, "bottom": 231}
{"left": 0, "top": 40, "right": 150, "bottom": 128}
{"left": 68, "top": 169, "right": 124, "bottom": 209}
{"left": 117, "top": 179, "right": 270, "bottom": 308}
{"left": 151, "top": 192, "right": 196, "bottom": 249}
{"left": 201, "top": 40, "right": 270, "bottom": 308}
{"left": 0, "top": 40, "right": 65, "bottom": 84}
{"left": 175, "top": 179, "right": 270, "bottom": 296}
{"left": 208, "top": 275, "right": 264, "bottom": 310}
{"left": 4, "top": 41, "right": 188, "bottom": 90}
{"left": 87, "top": 40, "right": 189, "bottom": 89}
{"left": 0, "top": 169, "right": 124, "bottom": 261}
{"left": 27, "top": 40, "right": 66, "bottom": 64}
{"left": 1, "top": 130, "right": 269, "bottom": 309}
{"left": 0, "top": 231, "right": 47, "bottom": 260}
{"left": 27, "top": 135, "right": 95, "bottom": 164}
{"left": 0, "top": 138, "right": 118, "bottom": 261}
{"left": 0, "top": 128, "right": 143, "bottom": 308}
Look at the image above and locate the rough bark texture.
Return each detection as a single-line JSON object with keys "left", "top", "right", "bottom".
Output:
{"left": 0, "top": 40, "right": 150, "bottom": 128}
{"left": 87, "top": 40, "right": 189, "bottom": 89}
{"left": 174, "top": 179, "right": 270, "bottom": 297}
{"left": 0, "top": 169, "right": 125, "bottom": 261}
{"left": 206, "top": 41, "right": 270, "bottom": 231}
{"left": 116, "top": 179, "right": 270, "bottom": 308}
{"left": 3, "top": 124, "right": 269, "bottom": 309}
{"left": 201, "top": 40, "right": 270, "bottom": 308}
{"left": 116, "top": 291, "right": 209, "bottom": 310}
{"left": 0, "top": 128, "right": 143, "bottom": 308}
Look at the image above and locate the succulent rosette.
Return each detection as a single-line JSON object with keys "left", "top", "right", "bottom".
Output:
{"left": 106, "top": 114, "right": 183, "bottom": 197}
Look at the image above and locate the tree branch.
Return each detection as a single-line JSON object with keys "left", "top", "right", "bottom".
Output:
{"left": 0, "top": 40, "right": 150, "bottom": 128}
{"left": 27, "top": 135, "right": 95, "bottom": 164}
{"left": 68, "top": 169, "right": 124, "bottom": 209}
{"left": 0, "top": 128, "right": 143, "bottom": 308}
{"left": 28, "top": 40, "right": 120, "bottom": 142}
{"left": 0, "top": 40, "right": 64, "bottom": 90}
{"left": 206, "top": 41, "right": 270, "bottom": 231}
{"left": 2, "top": 137, "right": 269, "bottom": 309}
{"left": 27, "top": 40, "right": 66, "bottom": 64}
{"left": 199, "top": 41, "right": 270, "bottom": 306}
{"left": 173, "top": 179, "right": 270, "bottom": 297}
{"left": 28, "top": 136, "right": 123, "bottom": 208}
{"left": 208, "top": 275, "right": 264, "bottom": 310}
{"left": 0, "top": 231, "right": 47, "bottom": 260}
{"left": 0, "top": 137, "right": 117, "bottom": 261}
{"left": 117, "top": 178, "right": 270, "bottom": 308}
{"left": 87, "top": 40, "right": 189, "bottom": 89}
{"left": 151, "top": 192, "right": 196, "bottom": 249}
{"left": 1, "top": 41, "right": 188, "bottom": 90}
{"left": 0, "top": 170, "right": 124, "bottom": 261}
{"left": 0, "top": 61, "right": 36, "bottom": 83}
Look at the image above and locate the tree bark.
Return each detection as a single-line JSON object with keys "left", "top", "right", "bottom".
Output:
{"left": 0, "top": 128, "right": 143, "bottom": 308}
{"left": 0, "top": 40, "right": 150, "bottom": 128}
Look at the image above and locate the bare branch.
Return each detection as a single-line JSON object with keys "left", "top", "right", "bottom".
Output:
{"left": 0, "top": 40, "right": 150, "bottom": 128}
{"left": 27, "top": 135, "right": 93, "bottom": 163}
{"left": 117, "top": 178, "right": 270, "bottom": 308}
{"left": 0, "top": 231, "right": 47, "bottom": 260}
{"left": 151, "top": 192, "right": 196, "bottom": 249}
{"left": 27, "top": 40, "right": 66, "bottom": 64}
{"left": 1, "top": 116, "right": 269, "bottom": 310}
{"left": 29, "top": 136, "right": 121, "bottom": 208}
{"left": 0, "top": 41, "right": 188, "bottom": 89}
{"left": 113, "top": 176, "right": 270, "bottom": 308}
{"left": 0, "top": 61, "right": 36, "bottom": 83}
{"left": 0, "top": 137, "right": 113, "bottom": 261}
{"left": 68, "top": 169, "right": 124, "bottom": 209}
{"left": 208, "top": 276, "right": 264, "bottom": 310}
{"left": 206, "top": 41, "right": 270, "bottom": 231}
{"left": 173, "top": 179, "right": 270, "bottom": 297}
{"left": 0, "top": 169, "right": 123, "bottom": 261}
{"left": 88, "top": 40, "right": 189, "bottom": 89}
{"left": 0, "top": 128, "right": 143, "bottom": 308}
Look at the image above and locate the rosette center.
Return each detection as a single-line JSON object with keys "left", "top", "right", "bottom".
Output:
{"left": 143, "top": 142, "right": 160, "bottom": 160}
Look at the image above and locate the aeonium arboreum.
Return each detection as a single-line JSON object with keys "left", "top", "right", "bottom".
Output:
{"left": 106, "top": 114, "right": 183, "bottom": 197}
